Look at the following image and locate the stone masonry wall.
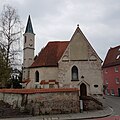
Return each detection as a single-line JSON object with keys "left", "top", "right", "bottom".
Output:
{"left": 0, "top": 88, "right": 79, "bottom": 115}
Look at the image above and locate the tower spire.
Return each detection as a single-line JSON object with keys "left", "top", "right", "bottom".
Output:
{"left": 23, "top": 15, "right": 35, "bottom": 82}
{"left": 25, "top": 15, "right": 34, "bottom": 34}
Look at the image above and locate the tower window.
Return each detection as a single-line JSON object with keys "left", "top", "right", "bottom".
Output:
{"left": 35, "top": 71, "right": 39, "bottom": 82}
{"left": 24, "top": 36, "right": 27, "bottom": 43}
{"left": 71, "top": 66, "right": 79, "bottom": 80}
{"left": 94, "top": 85, "right": 98, "bottom": 88}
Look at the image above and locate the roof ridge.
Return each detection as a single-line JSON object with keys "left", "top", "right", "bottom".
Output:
{"left": 48, "top": 41, "right": 69, "bottom": 43}
{"left": 103, "top": 45, "right": 120, "bottom": 68}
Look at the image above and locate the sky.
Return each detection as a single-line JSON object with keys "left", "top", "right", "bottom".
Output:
{"left": 0, "top": 0, "right": 120, "bottom": 60}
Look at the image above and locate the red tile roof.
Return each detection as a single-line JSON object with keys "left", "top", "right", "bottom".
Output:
{"left": 30, "top": 41, "right": 69, "bottom": 68}
{"left": 102, "top": 45, "right": 120, "bottom": 68}
{"left": 0, "top": 88, "right": 79, "bottom": 94}
{"left": 40, "top": 80, "right": 48, "bottom": 84}
{"left": 40, "top": 80, "right": 59, "bottom": 85}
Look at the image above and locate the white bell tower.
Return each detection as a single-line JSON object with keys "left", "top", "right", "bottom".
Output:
{"left": 22, "top": 15, "right": 35, "bottom": 81}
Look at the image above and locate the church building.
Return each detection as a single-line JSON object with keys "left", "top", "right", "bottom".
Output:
{"left": 22, "top": 15, "right": 103, "bottom": 96}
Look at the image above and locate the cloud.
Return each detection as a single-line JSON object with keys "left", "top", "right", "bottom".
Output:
{"left": 0, "top": 0, "right": 120, "bottom": 60}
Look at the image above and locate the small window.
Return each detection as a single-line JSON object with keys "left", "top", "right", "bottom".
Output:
{"left": 71, "top": 66, "right": 79, "bottom": 80}
{"left": 115, "top": 66, "right": 119, "bottom": 72}
{"left": 110, "top": 89, "right": 114, "bottom": 95}
{"left": 118, "top": 48, "right": 120, "bottom": 51}
{"left": 24, "top": 36, "right": 27, "bottom": 43}
{"left": 49, "top": 84, "right": 54, "bottom": 88}
{"left": 106, "top": 89, "right": 109, "bottom": 95}
{"left": 94, "top": 85, "right": 98, "bottom": 88}
{"left": 115, "top": 78, "right": 119, "bottom": 84}
{"left": 35, "top": 71, "right": 39, "bottom": 82}
{"left": 106, "top": 80, "right": 108, "bottom": 84}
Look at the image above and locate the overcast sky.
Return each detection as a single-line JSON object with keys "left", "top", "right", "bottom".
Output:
{"left": 0, "top": 0, "right": 120, "bottom": 60}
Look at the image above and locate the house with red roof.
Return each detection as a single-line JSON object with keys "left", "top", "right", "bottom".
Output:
{"left": 102, "top": 46, "right": 120, "bottom": 96}
{"left": 22, "top": 16, "right": 103, "bottom": 97}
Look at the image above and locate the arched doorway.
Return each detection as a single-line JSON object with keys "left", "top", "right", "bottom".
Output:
{"left": 80, "top": 83, "right": 87, "bottom": 96}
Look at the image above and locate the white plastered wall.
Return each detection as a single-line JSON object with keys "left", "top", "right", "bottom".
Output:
{"left": 27, "top": 67, "right": 58, "bottom": 88}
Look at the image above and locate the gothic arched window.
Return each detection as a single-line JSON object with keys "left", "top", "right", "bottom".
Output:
{"left": 72, "top": 66, "right": 79, "bottom": 80}
{"left": 35, "top": 71, "right": 39, "bottom": 82}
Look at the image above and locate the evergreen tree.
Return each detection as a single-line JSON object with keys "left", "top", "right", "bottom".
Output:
{"left": 0, "top": 46, "right": 11, "bottom": 88}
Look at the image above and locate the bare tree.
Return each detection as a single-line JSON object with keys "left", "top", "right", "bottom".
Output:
{"left": 0, "top": 4, "right": 23, "bottom": 69}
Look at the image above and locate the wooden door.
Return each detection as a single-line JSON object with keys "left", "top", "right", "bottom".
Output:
{"left": 80, "top": 83, "right": 87, "bottom": 96}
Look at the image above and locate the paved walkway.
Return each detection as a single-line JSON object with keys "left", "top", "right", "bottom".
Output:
{"left": 0, "top": 107, "right": 113, "bottom": 120}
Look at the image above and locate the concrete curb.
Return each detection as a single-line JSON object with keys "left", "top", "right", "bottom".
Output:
{"left": 58, "top": 107, "right": 113, "bottom": 120}
{"left": 0, "top": 107, "right": 113, "bottom": 120}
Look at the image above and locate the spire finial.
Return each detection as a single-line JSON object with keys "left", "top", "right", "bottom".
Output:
{"left": 77, "top": 24, "right": 79, "bottom": 27}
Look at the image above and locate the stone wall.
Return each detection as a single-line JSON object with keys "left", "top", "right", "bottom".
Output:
{"left": 81, "top": 96, "right": 103, "bottom": 111}
{"left": 58, "top": 48, "right": 103, "bottom": 95}
{"left": 0, "top": 88, "right": 79, "bottom": 115}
